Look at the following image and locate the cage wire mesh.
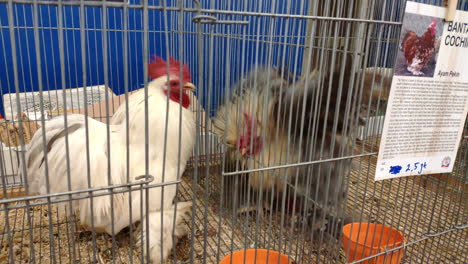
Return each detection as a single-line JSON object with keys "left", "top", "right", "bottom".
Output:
{"left": 0, "top": 0, "right": 467, "bottom": 263}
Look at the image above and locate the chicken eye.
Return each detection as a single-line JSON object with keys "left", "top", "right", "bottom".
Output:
{"left": 169, "top": 80, "right": 180, "bottom": 88}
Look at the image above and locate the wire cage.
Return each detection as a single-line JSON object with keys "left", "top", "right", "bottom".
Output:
{"left": 0, "top": 0, "right": 467, "bottom": 263}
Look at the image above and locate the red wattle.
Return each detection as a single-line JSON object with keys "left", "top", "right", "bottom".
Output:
{"left": 164, "top": 89, "right": 191, "bottom": 109}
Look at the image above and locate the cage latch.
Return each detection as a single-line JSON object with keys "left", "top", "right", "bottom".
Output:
{"left": 192, "top": 15, "right": 249, "bottom": 25}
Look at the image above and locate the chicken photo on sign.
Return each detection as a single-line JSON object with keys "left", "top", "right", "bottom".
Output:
{"left": 395, "top": 13, "right": 444, "bottom": 77}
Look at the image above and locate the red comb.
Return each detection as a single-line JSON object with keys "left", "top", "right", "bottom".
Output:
{"left": 148, "top": 55, "right": 191, "bottom": 83}
{"left": 243, "top": 113, "right": 253, "bottom": 130}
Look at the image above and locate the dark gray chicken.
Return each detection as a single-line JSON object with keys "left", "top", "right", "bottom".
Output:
{"left": 212, "top": 58, "right": 366, "bottom": 235}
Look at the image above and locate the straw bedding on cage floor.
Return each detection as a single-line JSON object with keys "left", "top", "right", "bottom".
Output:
{"left": 346, "top": 143, "right": 467, "bottom": 264}
{"left": 0, "top": 203, "right": 146, "bottom": 263}
{"left": 0, "top": 197, "right": 198, "bottom": 262}
{"left": 178, "top": 169, "right": 248, "bottom": 263}
{"left": 0, "top": 171, "right": 244, "bottom": 264}
{"left": 1, "top": 139, "right": 466, "bottom": 263}
{"left": 182, "top": 165, "right": 348, "bottom": 263}
{"left": 186, "top": 139, "right": 466, "bottom": 263}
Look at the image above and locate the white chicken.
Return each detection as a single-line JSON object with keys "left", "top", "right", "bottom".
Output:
{"left": 21, "top": 56, "right": 197, "bottom": 263}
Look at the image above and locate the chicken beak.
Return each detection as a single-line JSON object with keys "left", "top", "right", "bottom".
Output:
{"left": 240, "top": 147, "right": 247, "bottom": 157}
{"left": 183, "top": 82, "right": 196, "bottom": 91}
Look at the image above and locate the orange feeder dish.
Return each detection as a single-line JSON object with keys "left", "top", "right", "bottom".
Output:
{"left": 342, "top": 223, "right": 407, "bottom": 264}
{"left": 219, "top": 249, "right": 293, "bottom": 264}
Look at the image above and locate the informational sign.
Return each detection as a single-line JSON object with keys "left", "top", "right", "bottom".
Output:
{"left": 375, "top": 1, "right": 468, "bottom": 180}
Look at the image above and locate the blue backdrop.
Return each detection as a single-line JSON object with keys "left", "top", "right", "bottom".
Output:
{"left": 1, "top": 0, "right": 467, "bottom": 117}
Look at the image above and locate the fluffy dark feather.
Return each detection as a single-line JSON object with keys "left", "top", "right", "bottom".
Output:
{"left": 213, "top": 59, "right": 365, "bottom": 236}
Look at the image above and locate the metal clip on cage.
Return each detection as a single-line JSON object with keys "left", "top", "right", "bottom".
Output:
{"left": 192, "top": 15, "right": 249, "bottom": 25}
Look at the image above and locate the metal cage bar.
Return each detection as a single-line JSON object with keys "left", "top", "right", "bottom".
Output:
{"left": 0, "top": 0, "right": 466, "bottom": 263}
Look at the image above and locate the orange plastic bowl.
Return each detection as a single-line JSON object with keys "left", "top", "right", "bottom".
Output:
{"left": 342, "top": 223, "right": 406, "bottom": 264}
{"left": 219, "top": 249, "right": 293, "bottom": 264}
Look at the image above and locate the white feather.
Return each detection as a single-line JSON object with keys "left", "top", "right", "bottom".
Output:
{"left": 22, "top": 76, "right": 196, "bottom": 262}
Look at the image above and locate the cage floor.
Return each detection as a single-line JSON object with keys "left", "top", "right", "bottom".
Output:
{"left": 0, "top": 140, "right": 466, "bottom": 263}
{"left": 178, "top": 166, "right": 344, "bottom": 264}
{"left": 0, "top": 202, "right": 144, "bottom": 263}
{"left": 179, "top": 139, "right": 467, "bottom": 264}
{"left": 346, "top": 158, "right": 467, "bottom": 264}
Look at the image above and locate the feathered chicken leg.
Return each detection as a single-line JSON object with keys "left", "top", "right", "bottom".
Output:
{"left": 137, "top": 201, "right": 192, "bottom": 264}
